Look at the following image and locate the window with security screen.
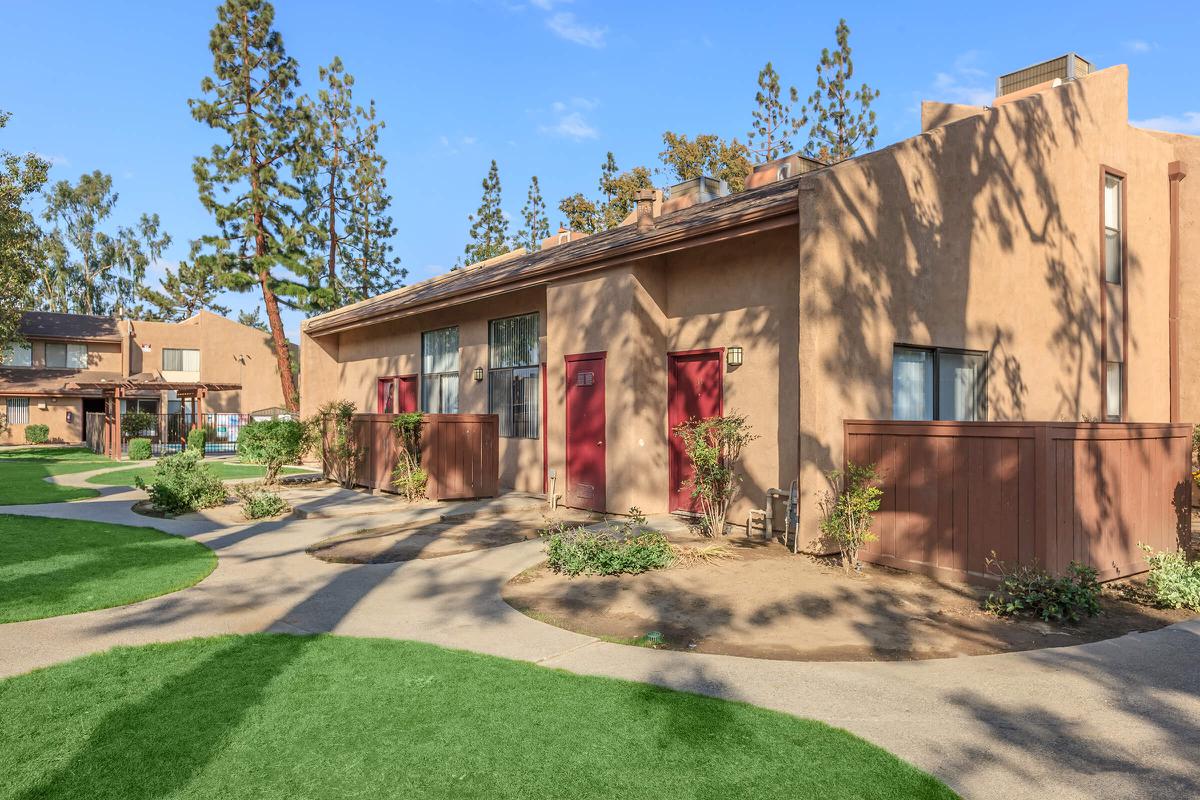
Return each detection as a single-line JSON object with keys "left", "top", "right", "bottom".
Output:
{"left": 488, "top": 313, "right": 539, "bottom": 438}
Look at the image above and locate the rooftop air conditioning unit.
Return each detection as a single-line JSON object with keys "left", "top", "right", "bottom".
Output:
{"left": 996, "top": 53, "right": 1092, "bottom": 98}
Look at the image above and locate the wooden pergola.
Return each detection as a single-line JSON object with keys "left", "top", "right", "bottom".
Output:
{"left": 69, "top": 374, "right": 241, "bottom": 460}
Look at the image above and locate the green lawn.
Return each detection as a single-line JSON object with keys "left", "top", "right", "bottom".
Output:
{"left": 0, "top": 447, "right": 111, "bottom": 505}
{"left": 0, "top": 635, "right": 954, "bottom": 800}
{"left": 87, "top": 461, "right": 309, "bottom": 486}
{"left": 0, "top": 514, "right": 216, "bottom": 623}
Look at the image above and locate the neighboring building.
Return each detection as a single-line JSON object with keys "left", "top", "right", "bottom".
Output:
{"left": 0, "top": 309, "right": 289, "bottom": 444}
{"left": 301, "top": 60, "right": 1197, "bottom": 544}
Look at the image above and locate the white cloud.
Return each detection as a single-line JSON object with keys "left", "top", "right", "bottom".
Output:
{"left": 35, "top": 152, "right": 70, "bottom": 167}
{"left": 546, "top": 11, "right": 606, "bottom": 48}
{"left": 1131, "top": 111, "right": 1200, "bottom": 134}
{"left": 1124, "top": 39, "right": 1154, "bottom": 53}
{"left": 541, "top": 111, "right": 598, "bottom": 140}
{"left": 932, "top": 70, "right": 992, "bottom": 106}
{"left": 529, "top": 0, "right": 566, "bottom": 9}
{"left": 461, "top": 135, "right": 477, "bottom": 146}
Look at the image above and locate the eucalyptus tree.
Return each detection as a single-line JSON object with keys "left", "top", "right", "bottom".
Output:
{"left": 0, "top": 109, "right": 47, "bottom": 350}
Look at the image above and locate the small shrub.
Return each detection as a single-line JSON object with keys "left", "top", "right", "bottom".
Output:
{"left": 983, "top": 555, "right": 1101, "bottom": 624}
{"left": 673, "top": 413, "right": 758, "bottom": 536}
{"left": 544, "top": 523, "right": 675, "bottom": 576}
{"left": 0, "top": 412, "right": 8, "bottom": 438}
{"left": 127, "top": 437, "right": 152, "bottom": 461}
{"left": 187, "top": 428, "right": 207, "bottom": 456}
{"left": 1138, "top": 543, "right": 1200, "bottom": 610}
{"left": 306, "top": 400, "right": 360, "bottom": 488}
{"left": 818, "top": 462, "right": 883, "bottom": 574}
{"left": 233, "top": 482, "right": 290, "bottom": 520}
{"left": 24, "top": 424, "right": 49, "bottom": 444}
{"left": 391, "top": 412, "right": 427, "bottom": 501}
{"left": 136, "top": 450, "right": 227, "bottom": 515}
{"left": 237, "top": 419, "right": 306, "bottom": 484}
{"left": 121, "top": 411, "right": 156, "bottom": 439}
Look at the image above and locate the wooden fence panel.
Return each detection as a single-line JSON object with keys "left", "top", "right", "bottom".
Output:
{"left": 844, "top": 420, "right": 1191, "bottom": 583}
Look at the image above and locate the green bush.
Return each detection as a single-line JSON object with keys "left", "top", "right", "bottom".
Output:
{"left": 544, "top": 522, "right": 675, "bottom": 577}
{"left": 233, "top": 483, "right": 290, "bottom": 520}
{"left": 306, "top": 400, "right": 359, "bottom": 488}
{"left": 983, "top": 556, "right": 1101, "bottom": 624}
{"left": 127, "top": 438, "right": 152, "bottom": 461}
{"left": 121, "top": 411, "right": 156, "bottom": 438}
{"left": 818, "top": 462, "right": 883, "bottom": 574}
{"left": 187, "top": 428, "right": 207, "bottom": 455}
{"left": 237, "top": 419, "right": 306, "bottom": 484}
{"left": 24, "top": 424, "right": 49, "bottom": 444}
{"left": 672, "top": 412, "right": 758, "bottom": 536}
{"left": 1138, "top": 544, "right": 1200, "bottom": 610}
{"left": 391, "top": 412, "right": 426, "bottom": 501}
{"left": 135, "top": 451, "right": 227, "bottom": 515}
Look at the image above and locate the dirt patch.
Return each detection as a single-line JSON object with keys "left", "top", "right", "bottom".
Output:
{"left": 308, "top": 508, "right": 597, "bottom": 563}
{"left": 503, "top": 539, "right": 1195, "bottom": 661}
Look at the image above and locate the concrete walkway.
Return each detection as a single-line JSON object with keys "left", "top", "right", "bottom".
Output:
{"left": 2, "top": 485, "right": 1197, "bottom": 800}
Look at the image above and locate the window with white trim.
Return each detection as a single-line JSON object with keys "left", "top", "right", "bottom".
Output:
{"left": 892, "top": 345, "right": 987, "bottom": 421}
{"left": 1105, "top": 362, "right": 1123, "bottom": 421}
{"left": 421, "top": 327, "right": 459, "bottom": 413}
{"left": 5, "top": 397, "right": 29, "bottom": 425}
{"left": 163, "top": 348, "right": 200, "bottom": 372}
{"left": 488, "top": 313, "right": 539, "bottom": 438}
{"left": 1104, "top": 174, "right": 1123, "bottom": 284}
{"left": 44, "top": 343, "right": 88, "bottom": 369}
{"left": 1, "top": 343, "right": 31, "bottom": 368}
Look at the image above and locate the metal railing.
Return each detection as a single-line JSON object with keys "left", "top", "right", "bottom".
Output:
{"left": 88, "top": 412, "right": 265, "bottom": 456}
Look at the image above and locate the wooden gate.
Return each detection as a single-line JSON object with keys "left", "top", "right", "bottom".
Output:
{"left": 344, "top": 413, "right": 499, "bottom": 501}
{"left": 843, "top": 420, "right": 1192, "bottom": 582}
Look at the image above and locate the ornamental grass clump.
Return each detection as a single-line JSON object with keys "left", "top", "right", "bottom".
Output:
{"left": 818, "top": 462, "right": 883, "bottom": 574}
{"left": 982, "top": 554, "right": 1101, "bottom": 624}
{"left": 1138, "top": 543, "right": 1200, "bottom": 610}
{"left": 673, "top": 412, "right": 758, "bottom": 537}
{"left": 136, "top": 450, "right": 228, "bottom": 515}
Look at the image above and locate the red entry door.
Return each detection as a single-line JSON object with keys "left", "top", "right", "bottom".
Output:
{"left": 377, "top": 375, "right": 418, "bottom": 413}
{"left": 668, "top": 350, "right": 724, "bottom": 511}
{"left": 565, "top": 353, "right": 606, "bottom": 511}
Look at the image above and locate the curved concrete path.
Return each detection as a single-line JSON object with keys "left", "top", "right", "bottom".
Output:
{"left": 1, "top": 486, "right": 1197, "bottom": 800}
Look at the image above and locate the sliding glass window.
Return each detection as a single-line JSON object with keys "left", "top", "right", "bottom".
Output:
{"left": 421, "top": 327, "right": 459, "bottom": 413}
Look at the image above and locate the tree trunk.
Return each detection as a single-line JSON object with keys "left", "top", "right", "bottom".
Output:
{"left": 326, "top": 137, "right": 340, "bottom": 308}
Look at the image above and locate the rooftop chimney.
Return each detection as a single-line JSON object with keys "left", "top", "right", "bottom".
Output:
{"left": 635, "top": 189, "right": 657, "bottom": 232}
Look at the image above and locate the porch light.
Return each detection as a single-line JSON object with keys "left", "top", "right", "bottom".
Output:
{"left": 473, "top": 367, "right": 484, "bottom": 381}
{"left": 727, "top": 346, "right": 743, "bottom": 367}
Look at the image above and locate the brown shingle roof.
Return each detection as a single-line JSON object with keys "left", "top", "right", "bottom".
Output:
{"left": 0, "top": 368, "right": 122, "bottom": 396}
{"left": 304, "top": 175, "right": 804, "bottom": 335}
{"left": 19, "top": 311, "right": 123, "bottom": 341}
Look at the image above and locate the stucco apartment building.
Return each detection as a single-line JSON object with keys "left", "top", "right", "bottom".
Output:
{"left": 300, "top": 58, "right": 1197, "bottom": 543}
{"left": 0, "top": 309, "right": 288, "bottom": 444}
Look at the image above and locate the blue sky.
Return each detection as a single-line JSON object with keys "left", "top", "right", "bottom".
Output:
{"left": 2, "top": 0, "right": 1196, "bottom": 337}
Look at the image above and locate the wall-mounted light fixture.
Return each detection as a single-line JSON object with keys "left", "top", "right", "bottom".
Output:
{"left": 473, "top": 367, "right": 484, "bottom": 381}
{"left": 727, "top": 346, "right": 743, "bottom": 367}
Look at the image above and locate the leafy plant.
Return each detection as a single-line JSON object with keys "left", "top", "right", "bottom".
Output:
{"left": 543, "top": 521, "right": 675, "bottom": 577}
{"left": 136, "top": 450, "right": 227, "bottom": 515}
{"left": 233, "top": 482, "right": 290, "bottom": 520}
{"left": 0, "top": 412, "right": 8, "bottom": 438}
{"left": 187, "top": 427, "right": 206, "bottom": 456}
{"left": 983, "top": 555, "right": 1101, "bottom": 624}
{"left": 307, "top": 400, "right": 360, "bottom": 488}
{"left": 121, "top": 411, "right": 156, "bottom": 438}
{"left": 127, "top": 437, "right": 152, "bottom": 461}
{"left": 818, "top": 462, "right": 883, "bottom": 573}
{"left": 1137, "top": 543, "right": 1200, "bottom": 610}
{"left": 237, "top": 419, "right": 306, "bottom": 484}
{"left": 390, "top": 412, "right": 426, "bottom": 501}
{"left": 24, "top": 424, "right": 49, "bottom": 444}
{"left": 673, "top": 412, "right": 758, "bottom": 537}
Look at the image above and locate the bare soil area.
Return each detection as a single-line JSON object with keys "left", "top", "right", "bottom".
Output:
{"left": 308, "top": 508, "right": 598, "bottom": 563}
{"left": 503, "top": 539, "right": 1194, "bottom": 661}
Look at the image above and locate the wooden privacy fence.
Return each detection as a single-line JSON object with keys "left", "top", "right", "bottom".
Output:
{"left": 341, "top": 413, "right": 499, "bottom": 501}
{"left": 843, "top": 420, "right": 1192, "bottom": 582}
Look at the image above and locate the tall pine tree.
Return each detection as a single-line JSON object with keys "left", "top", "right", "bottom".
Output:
{"left": 0, "top": 109, "right": 47, "bottom": 351}
{"left": 747, "top": 62, "right": 798, "bottom": 162}
{"left": 516, "top": 176, "right": 549, "bottom": 252}
{"left": 40, "top": 171, "right": 170, "bottom": 316}
{"left": 139, "top": 252, "right": 231, "bottom": 321}
{"left": 343, "top": 100, "right": 404, "bottom": 301}
{"left": 189, "top": 0, "right": 309, "bottom": 412}
{"left": 462, "top": 159, "right": 508, "bottom": 265}
{"left": 795, "top": 19, "right": 879, "bottom": 165}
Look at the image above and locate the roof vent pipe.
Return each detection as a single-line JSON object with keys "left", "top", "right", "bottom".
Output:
{"left": 635, "top": 189, "right": 656, "bottom": 232}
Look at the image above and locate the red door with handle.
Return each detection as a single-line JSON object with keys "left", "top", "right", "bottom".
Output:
{"left": 668, "top": 350, "right": 723, "bottom": 511}
{"left": 565, "top": 353, "right": 606, "bottom": 511}
{"left": 378, "top": 375, "right": 418, "bottom": 413}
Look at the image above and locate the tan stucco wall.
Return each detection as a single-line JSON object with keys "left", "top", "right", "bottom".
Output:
{"left": 128, "top": 311, "right": 286, "bottom": 413}
{"left": 23, "top": 340, "right": 122, "bottom": 372}
{"left": 304, "top": 287, "right": 547, "bottom": 492}
{"left": 796, "top": 64, "right": 1180, "bottom": 543}
{"left": 0, "top": 396, "right": 84, "bottom": 444}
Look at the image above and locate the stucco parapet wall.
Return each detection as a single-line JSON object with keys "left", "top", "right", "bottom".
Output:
{"left": 302, "top": 176, "right": 805, "bottom": 337}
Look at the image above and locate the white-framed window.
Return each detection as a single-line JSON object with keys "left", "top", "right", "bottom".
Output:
{"left": 421, "top": 327, "right": 459, "bottom": 413}
{"left": 1104, "top": 173, "right": 1123, "bottom": 284}
{"left": 488, "top": 313, "right": 540, "bottom": 438}
{"left": 44, "top": 343, "right": 88, "bottom": 369}
{"left": 163, "top": 348, "right": 200, "bottom": 372}
{"left": 893, "top": 345, "right": 987, "bottom": 421}
{"left": 1105, "top": 362, "right": 1123, "bottom": 421}
{"left": 5, "top": 397, "right": 29, "bottom": 425}
{"left": 1, "top": 343, "right": 32, "bottom": 368}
